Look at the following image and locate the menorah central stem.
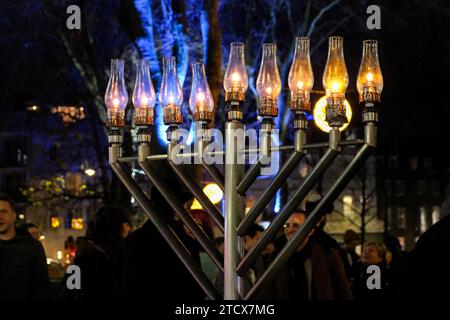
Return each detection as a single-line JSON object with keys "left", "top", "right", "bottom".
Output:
{"left": 224, "top": 121, "right": 246, "bottom": 299}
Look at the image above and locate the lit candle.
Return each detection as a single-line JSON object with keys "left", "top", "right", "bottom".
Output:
{"left": 196, "top": 91, "right": 207, "bottom": 112}
{"left": 231, "top": 72, "right": 242, "bottom": 92}
{"left": 141, "top": 95, "right": 149, "bottom": 107}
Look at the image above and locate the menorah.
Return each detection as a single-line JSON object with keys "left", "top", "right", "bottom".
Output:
{"left": 105, "top": 37, "right": 382, "bottom": 300}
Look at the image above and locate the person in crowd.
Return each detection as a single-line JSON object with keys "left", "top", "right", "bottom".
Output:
{"left": 274, "top": 210, "right": 352, "bottom": 300}
{"left": 22, "top": 223, "right": 40, "bottom": 240}
{"left": 60, "top": 205, "right": 132, "bottom": 300}
{"left": 341, "top": 229, "right": 361, "bottom": 281}
{"left": 64, "top": 236, "right": 77, "bottom": 265}
{"left": 305, "top": 196, "right": 358, "bottom": 283}
{"left": 215, "top": 223, "right": 265, "bottom": 296}
{"left": 0, "top": 193, "right": 49, "bottom": 300}
{"left": 189, "top": 209, "right": 218, "bottom": 285}
{"left": 352, "top": 242, "right": 391, "bottom": 300}
{"left": 305, "top": 196, "right": 342, "bottom": 251}
{"left": 395, "top": 196, "right": 450, "bottom": 299}
{"left": 120, "top": 184, "right": 205, "bottom": 300}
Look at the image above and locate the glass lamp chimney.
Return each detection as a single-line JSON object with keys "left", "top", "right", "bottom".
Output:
{"left": 105, "top": 59, "right": 128, "bottom": 127}
{"left": 159, "top": 56, "right": 183, "bottom": 125}
{"left": 357, "top": 40, "right": 383, "bottom": 103}
{"left": 288, "top": 37, "right": 314, "bottom": 112}
{"left": 256, "top": 43, "right": 281, "bottom": 117}
{"left": 223, "top": 42, "right": 248, "bottom": 102}
{"left": 133, "top": 59, "right": 156, "bottom": 126}
{"left": 189, "top": 63, "right": 214, "bottom": 122}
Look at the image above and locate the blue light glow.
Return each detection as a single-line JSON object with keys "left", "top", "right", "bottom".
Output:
{"left": 274, "top": 189, "right": 281, "bottom": 213}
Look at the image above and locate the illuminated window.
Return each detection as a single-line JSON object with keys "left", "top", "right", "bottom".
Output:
{"left": 432, "top": 206, "right": 440, "bottom": 224}
{"left": 398, "top": 236, "right": 406, "bottom": 250}
{"left": 343, "top": 195, "right": 353, "bottom": 218}
{"left": 419, "top": 207, "right": 427, "bottom": 233}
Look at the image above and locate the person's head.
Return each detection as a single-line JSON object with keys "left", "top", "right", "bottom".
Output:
{"left": 93, "top": 205, "right": 132, "bottom": 250}
{"left": 362, "top": 242, "right": 386, "bottom": 265}
{"left": 187, "top": 209, "right": 214, "bottom": 241}
{"left": 244, "top": 223, "right": 264, "bottom": 252}
{"left": 305, "top": 195, "right": 334, "bottom": 230}
{"left": 0, "top": 193, "right": 17, "bottom": 239}
{"left": 343, "top": 229, "right": 360, "bottom": 251}
{"left": 284, "top": 211, "right": 314, "bottom": 251}
{"left": 23, "top": 223, "right": 40, "bottom": 240}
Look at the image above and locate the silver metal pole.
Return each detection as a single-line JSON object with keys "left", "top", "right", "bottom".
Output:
{"left": 224, "top": 120, "right": 245, "bottom": 299}
{"left": 245, "top": 143, "right": 374, "bottom": 300}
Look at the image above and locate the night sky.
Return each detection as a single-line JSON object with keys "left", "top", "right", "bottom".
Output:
{"left": 1, "top": 0, "right": 449, "bottom": 173}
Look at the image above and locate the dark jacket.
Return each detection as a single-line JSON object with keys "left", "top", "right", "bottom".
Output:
{"left": 352, "top": 261, "right": 392, "bottom": 300}
{"left": 315, "top": 229, "right": 358, "bottom": 282}
{"left": 275, "top": 239, "right": 352, "bottom": 300}
{"left": 0, "top": 229, "right": 49, "bottom": 300}
{"left": 60, "top": 237, "right": 121, "bottom": 300}
{"left": 396, "top": 215, "right": 450, "bottom": 299}
{"left": 120, "top": 220, "right": 205, "bottom": 300}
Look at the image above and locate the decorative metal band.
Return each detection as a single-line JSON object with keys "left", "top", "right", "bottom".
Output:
{"left": 193, "top": 111, "right": 214, "bottom": 122}
{"left": 362, "top": 111, "right": 378, "bottom": 123}
{"left": 258, "top": 98, "right": 278, "bottom": 117}
{"left": 260, "top": 120, "right": 274, "bottom": 131}
{"left": 134, "top": 108, "right": 154, "bottom": 126}
{"left": 108, "top": 133, "right": 123, "bottom": 144}
{"left": 107, "top": 114, "right": 125, "bottom": 128}
{"left": 225, "top": 91, "right": 245, "bottom": 103}
{"left": 325, "top": 97, "right": 348, "bottom": 127}
{"left": 227, "top": 109, "right": 243, "bottom": 121}
{"left": 359, "top": 91, "right": 381, "bottom": 103}
{"left": 137, "top": 127, "right": 152, "bottom": 144}
{"left": 289, "top": 96, "right": 311, "bottom": 112}
{"left": 294, "top": 118, "right": 309, "bottom": 130}
{"left": 163, "top": 104, "right": 183, "bottom": 125}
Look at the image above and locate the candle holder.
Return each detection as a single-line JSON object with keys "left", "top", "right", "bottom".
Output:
{"left": 106, "top": 37, "right": 382, "bottom": 301}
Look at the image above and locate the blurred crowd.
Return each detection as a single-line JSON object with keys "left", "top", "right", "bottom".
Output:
{"left": 1, "top": 191, "right": 450, "bottom": 300}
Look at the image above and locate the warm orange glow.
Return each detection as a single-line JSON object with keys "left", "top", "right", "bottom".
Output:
{"left": 331, "top": 81, "right": 341, "bottom": 92}
{"left": 231, "top": 72, "right": 241, "bottom": 82}
{"left": 366, "top": 72, "right": 374, "bottom": 82}
{"left": 322, "top": 37, "right": 348, "bottom": 97}
{"left": 313, "top": 96, "right": 352, "bottom": 132}
{"left": 51, "top": 217, "right": 61, "bottom": 228}
{"left": 197, "top": 92, "right": 205, "bottom": 102}
{"left": 297, "top": 81, "right": 304, "bottom": 90}
{"left": 190, "top": 183, "right": 224, "bottom": 210}
{"left": 141, "top": 95, "right": 149, "bottom": 105}
{"left": 71, "top": 218, "right": 84, "bottom": 230}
